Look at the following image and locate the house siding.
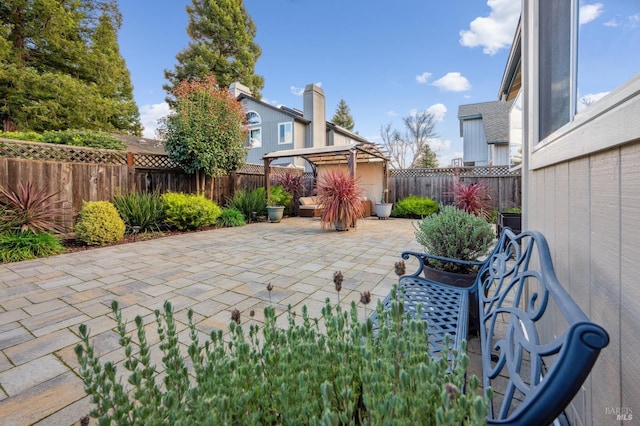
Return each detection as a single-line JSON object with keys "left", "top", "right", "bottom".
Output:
{"left": 242, "top": 100, "right": 297, "bottom": 165}
{"left": 462, "top": 119, "right": 488, "bottom": 165}
{"left": 526, "top": 142, "right": 640, "bottom": 426}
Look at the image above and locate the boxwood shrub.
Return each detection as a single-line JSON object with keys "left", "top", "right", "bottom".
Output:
{"left": 392, "top": 195, "right": 439, "bottom": 218}
{"left": 162, "top": 192, "right": 221, "bottom": 230}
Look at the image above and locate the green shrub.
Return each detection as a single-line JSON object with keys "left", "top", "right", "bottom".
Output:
{"left": 267, "top": 185, "right": 292, "bottom": 207}
{"left": 391, "top": 195, "right": 439, "bottom": 218}
{"left": 112, "top": 191, "right": 165, "bottom": 234}
{"left": 162, "top": 193, "right": 221, "bottom": 230}
{"left": 75, "top": 288, "right": 489, "bottom": 424}
{"left": 0, "top": 231, "right": 64, "bottom": 263}
{"left": 415, "top": 206, "right": 495, "bottom": 274}
{"left": 75, "top": 201, "right": 126, "bottom": 246}
{"left": 216, "top": 208, "right": 246, "bottom": 227}
{"left": 41, "top": 129, "right": 126, "bottom": 150}
{"left": 0, "top": 131, "right": 44, "bottom": 142}
{"left": 226, "top": 187, "right": 267, "bottom": 221}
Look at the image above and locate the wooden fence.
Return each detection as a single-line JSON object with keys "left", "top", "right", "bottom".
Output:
{"left": 0, "top": 139, "right": 298, "bottom": 230}
{"left": 389, "top": 166, "right": 521, "bottom": 211}
{"left": 1, "top": 139, "right": 521, "bottom": 229}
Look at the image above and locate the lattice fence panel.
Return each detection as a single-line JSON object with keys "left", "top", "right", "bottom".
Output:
{"left": 0, "top": 139, "right": 127, "bottom": 165}
{"left": 391, "top": 165, "right": 520, "bottom": 178}
{"left": 133, "top": 154, "right": 181, "bottom": 169}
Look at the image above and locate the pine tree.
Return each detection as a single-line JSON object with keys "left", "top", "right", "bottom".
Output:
{"left": 0, "top": 0, "right": 141, "bottom": 134}
{"left": 332, "top": 99, "right": 355, "bottom": 131}
{"left": 164, "top": 0, "right": 264, "bottom": 104}
{"left": 86, "top": 4, "right": 142, "bottom": 135}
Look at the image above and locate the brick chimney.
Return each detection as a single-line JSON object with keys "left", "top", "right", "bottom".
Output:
{"left": 303, "top": 84, "right": 326, "bottom": 147}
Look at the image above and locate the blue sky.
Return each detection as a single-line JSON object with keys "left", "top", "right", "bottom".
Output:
{"left": 118, "top": 1, "right": 639, "bottom": 167}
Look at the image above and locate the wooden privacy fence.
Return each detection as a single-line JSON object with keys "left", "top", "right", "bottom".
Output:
{"left": 389, "top": 166, "right": 521, "bottom": 211}
{"left": 0, "top": 139, "right": 300, "bottom": 230}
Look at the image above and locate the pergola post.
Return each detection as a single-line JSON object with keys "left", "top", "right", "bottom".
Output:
{"left": 348, "top": 149, "right": 357, "bottom": 178}
{"left": 264, "top": 158, "right": 272, "bottom": 201}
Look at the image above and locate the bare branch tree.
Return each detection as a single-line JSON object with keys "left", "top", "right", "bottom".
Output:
{"left": 380, "top": 122, "right": 408, "bottom": 169}
{"left": 380, "top": 110, "right": 439, "bottom": 169}
{"left": 403, "top": 110, "right": 439, "bottom": 168}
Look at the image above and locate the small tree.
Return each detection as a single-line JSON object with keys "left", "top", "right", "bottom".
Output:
{"left": 159, "top": 75, "right": 247, "bottom": 197}
{"left": 331, "top": 99, "right": 355, "bottom": 131}
{"left": 380, "top": 110, "right": 439, "bottom": 169}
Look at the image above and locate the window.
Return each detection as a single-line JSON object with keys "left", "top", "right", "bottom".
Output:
{"left": 246, "top": 111, "right": 261, "bottom": 148}
{"left": 278, "top": 122, "right": 292, "bottom": 144}
{"left": 509, "top": 91, "right": 523, "bottom": 168}
{"left": 538, "top": 0, "right": 575, "bottom": 141}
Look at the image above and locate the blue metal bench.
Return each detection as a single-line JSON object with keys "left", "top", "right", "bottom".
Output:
{"left": 373, "top": 229, "right": 609, "bottom": 425}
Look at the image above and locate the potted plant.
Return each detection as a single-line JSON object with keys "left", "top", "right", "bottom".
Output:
{"left": 316, "top": 169, "right": 363, "bottom": 231}
{"left": 414, "top": 206, "right": 495, "bottom": 330}
{"left": 374, "top": 191, "right": 393, "bottom": 220}
{"left": 496, "top": 207, "right": 522, "bottom": 236}
{"left": 266, "top": 185, "right": 292, "bottom": 223}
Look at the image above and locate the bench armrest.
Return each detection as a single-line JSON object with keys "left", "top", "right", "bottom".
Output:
{"left": 400, "top": 251, "right": 485, "bottom": 278}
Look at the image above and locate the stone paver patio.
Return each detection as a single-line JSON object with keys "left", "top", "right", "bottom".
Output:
{"left": 0, "top": 217, "right": 424, "bottom": 425}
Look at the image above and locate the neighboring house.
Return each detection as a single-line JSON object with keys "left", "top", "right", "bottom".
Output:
{"left": 230, "top": 82, "right": 371, "bottom": 171}
{"left": 457, "top": 100, "right": 512, "bottom": 167}
{"left": 503, "top": 4, "right": 639, "bottom": 426}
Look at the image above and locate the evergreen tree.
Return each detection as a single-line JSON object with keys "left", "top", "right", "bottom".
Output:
{"left": 331, "top": 99, "right": 355, "bottom": 131}
{"left": 164, "top": 0, "right": 264, "bottom": 104}
{"left": 86, "top": 4, "right": 142, "bottom": 135}
{"left": 0, "top": 0, "right": 141, "bottom": 134}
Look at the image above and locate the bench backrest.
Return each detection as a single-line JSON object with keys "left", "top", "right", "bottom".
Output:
{"left": 477, "top": 229, "right": 609, "bottom": 425}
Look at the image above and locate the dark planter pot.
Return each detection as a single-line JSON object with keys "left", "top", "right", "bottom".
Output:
{"left": 497, "top": 212, "right": 522, "bottom": 237}
{"left": 267, "top": 206, "right": 285, "bottom": 223}
{"left": 423, "top": 264, "right": 481, "bottom": 333}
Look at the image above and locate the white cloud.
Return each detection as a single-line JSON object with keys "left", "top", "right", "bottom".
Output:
{"left": 459, "top": 0, "right": 521, "bottom": 55}
{"left": 290, "top": 81, "right": 322, "bottom": 96}
{"left": 290, "top": 86, "right": 304, "bottom": 96}
{"left": 428, "top": 138, "right": 451, "bottom": 153}
{"left": 387, "top": 110, "right": 398, "bottom": 117}
{"left": 604, "top": 19, "right": 619, "bottom": 27}
{"left": 437, "top": 150, "right": 464, "bottom": 168}
{"left": 577, "top": 91, "right": 609, "bottom": 112}
{"left": 416, "top": 72, "right": 432, "bottom": 84}
{"left": 580, "top": 3, "right": 603, "bottom": 25}
{"left": 262, "top": 97, "right": 280, "bottom": 106}
{"left": 426, "top": 103, "right": 447, "bottom": 122}
{"left": 432, "top": 72, "right": 471, "bottom": 92}
{"left": 140, "top": 102, "right": 171, "bottom": 139}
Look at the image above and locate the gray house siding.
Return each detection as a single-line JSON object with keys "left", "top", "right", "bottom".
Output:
{"left": 518, "top": 2, "right": 640, "bottom": 424}
{"left": 462, "top": 119, "right": 488, "bottom": 165}
{"left": 242, "top": 100, "right": 297, "bottom": 165}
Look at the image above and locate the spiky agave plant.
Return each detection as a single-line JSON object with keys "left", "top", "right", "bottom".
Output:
{"left": 0, "top": 181, "right": 67, "bottom": 233}
{"left": 316, "top": 169, "right": 363, "bottom": 230}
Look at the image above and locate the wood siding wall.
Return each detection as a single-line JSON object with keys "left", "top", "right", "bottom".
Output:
{"left": 526, "top": 141, "right": 640, "bottom": 426}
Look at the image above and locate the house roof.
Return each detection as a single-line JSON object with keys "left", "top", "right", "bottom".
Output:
{"left": 111, "top": 134, "right": 167, "bottom": 154}
{"left": 262, "top": 143, "right": 388, "bottom": 166}
{"left": 458, "top": 100, "right": 513, "bottom": 144}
